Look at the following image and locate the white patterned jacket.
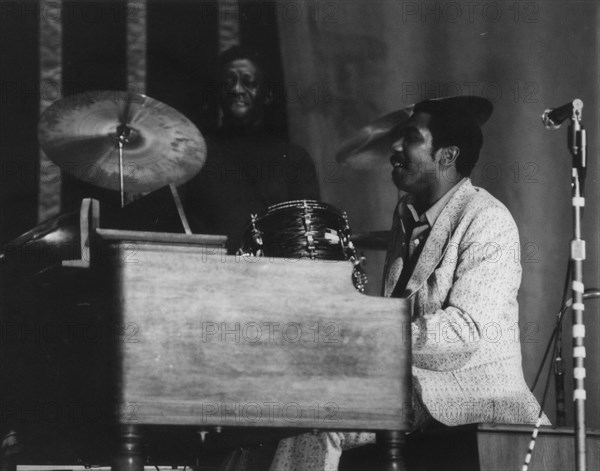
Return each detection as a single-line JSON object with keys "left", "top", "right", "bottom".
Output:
{"left": 383, "top": 178, "right": 548, "bottom": 426}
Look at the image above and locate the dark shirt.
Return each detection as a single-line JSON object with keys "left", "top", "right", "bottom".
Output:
{"left": 184, "top": 129, "right": 320, "bottom": 253}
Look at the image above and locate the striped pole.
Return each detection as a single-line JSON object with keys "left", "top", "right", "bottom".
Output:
{"left": 218, "top": 0, "right": 240, "bottom": 52}
{"left": 126, "top": 0, "right": 147, "bottom": 95}
{"left": 38, "top": 0, "right": 62, "bottom": 222}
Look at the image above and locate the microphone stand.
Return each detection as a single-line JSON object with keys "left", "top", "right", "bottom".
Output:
{"left": 554, "top": 320, "right": 565, "bottom": 425}
{"left": 567, "top": 100, "right": 587, "bottom": 471}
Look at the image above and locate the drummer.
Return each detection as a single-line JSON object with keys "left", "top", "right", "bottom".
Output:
{"left": 184, "top": 46, "right": 320, "bottom": 253}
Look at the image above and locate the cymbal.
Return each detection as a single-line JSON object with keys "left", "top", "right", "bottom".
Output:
{"left": 38, "top": 90, "right": 206, "bottom": 192}
{"left": 336, "top": 96, "right": 493, "bottom": 169}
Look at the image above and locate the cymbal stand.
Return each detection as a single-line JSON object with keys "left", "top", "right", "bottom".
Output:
{"left": 116, "top": 123, "right": 130, "bottom": 208}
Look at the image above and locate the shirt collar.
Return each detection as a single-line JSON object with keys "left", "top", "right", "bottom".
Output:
{"left": 403, "top": 177, "right": 468, "bottom": 228}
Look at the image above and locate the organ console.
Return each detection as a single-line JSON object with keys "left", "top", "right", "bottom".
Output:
{"left": 0, "top": 199, "right": 412, "bottom": 471}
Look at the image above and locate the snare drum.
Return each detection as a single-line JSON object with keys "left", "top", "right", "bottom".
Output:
{"left": 239, "top": 200, "right": 367, "bottom": 291}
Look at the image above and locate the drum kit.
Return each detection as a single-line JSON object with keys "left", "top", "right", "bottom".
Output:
{"left": 33, "top": 91, "right": 492, "bottom": 292}
{"left": 239, "top": 199, "right": 368, "bottom": 292}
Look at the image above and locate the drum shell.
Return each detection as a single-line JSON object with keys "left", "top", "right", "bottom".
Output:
{"left": 240, "top": 200, "right": 351, "bottom": 261}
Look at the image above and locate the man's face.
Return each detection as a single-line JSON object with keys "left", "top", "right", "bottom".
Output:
{"left": 390, "top": 111, "right": 444, "bottom": 195}
{"left": 220, "top": 58, "right": 266, "bottom": 127}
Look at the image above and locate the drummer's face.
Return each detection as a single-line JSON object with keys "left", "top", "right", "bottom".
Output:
{"left": 390, "top": 112, "right": 444, "bottom": 196}
{"left": 220, "top": 58, "right": 265, "bottom": 126}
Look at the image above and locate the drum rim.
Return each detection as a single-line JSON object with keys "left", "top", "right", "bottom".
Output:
{"left": 264, "top": 199, "right": 345, "bottom": 217}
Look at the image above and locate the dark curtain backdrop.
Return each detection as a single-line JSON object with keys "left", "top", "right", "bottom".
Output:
{"left": 277, "top": 0, "right": 599, "bottom": 428}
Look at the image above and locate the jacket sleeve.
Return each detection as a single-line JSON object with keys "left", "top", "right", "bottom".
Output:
{"left": 411, "top": 202, "right": 522, "bottom": 366}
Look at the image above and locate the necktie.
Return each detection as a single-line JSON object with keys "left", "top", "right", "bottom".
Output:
{"left": 383, "top": 200, "right": 429, "bottom": 297}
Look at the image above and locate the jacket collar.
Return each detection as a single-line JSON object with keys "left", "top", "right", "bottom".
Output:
{"left": 404, "top": 178, "right": 474, "bottom": 298}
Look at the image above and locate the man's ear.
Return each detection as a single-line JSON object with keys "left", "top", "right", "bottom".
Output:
{"left": 440, "top": 146, "right": 460, "bottom": 166}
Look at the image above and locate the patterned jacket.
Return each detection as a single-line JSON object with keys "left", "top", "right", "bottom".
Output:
{"left": 383, "top": 178, "right": 547, "bottom": 426}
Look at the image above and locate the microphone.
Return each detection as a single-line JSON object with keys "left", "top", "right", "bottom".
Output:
{"left": 541, "top": 99, "right": 583, "bottom": 129}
